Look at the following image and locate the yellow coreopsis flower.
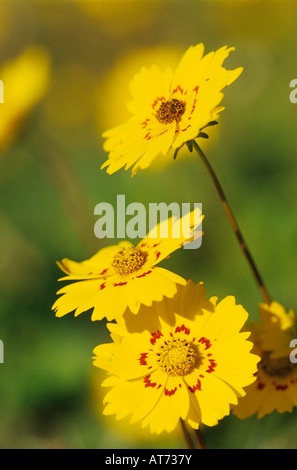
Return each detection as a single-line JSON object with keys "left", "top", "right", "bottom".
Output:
{"left": 0, "top": 46, "right": 50, "bottom": 151}
{"left": 52, "top": 208, "right": 202, "bottom": 321}
{"left": 93, "top": 281, "right": 260, "bottom": 434}
{"left": 233, "top": 301, "right": 297, "bottom": 419}
{"left": 101, "top": 43, "right": 242, "bottom": 176}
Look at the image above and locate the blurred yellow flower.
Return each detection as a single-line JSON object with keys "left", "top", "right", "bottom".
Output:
{"left": 43, "top": 63, "right": 96, "bottom": 131}
{"left": 233, "top": 301, "right": 297, "bottom": 419}
{"left": 101, "top": 43, "right": 242, "bottom": 176}
{"left": 0, "top": 46, "right": 50, "bottom": 152}
{"left": 93, "top": 281, "right": 259, "bottom": 434}
{"left": 52, "top": 207, "right": 202, "bottom": 321}
{"left": 76, "top": 0, "right": 159, "bottom": 36}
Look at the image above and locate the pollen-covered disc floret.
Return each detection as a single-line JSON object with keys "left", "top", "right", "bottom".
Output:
{"left": 112, "top": 247, "right": 147, "bottom": 276}
{"left": 157, "top": 337, "right": 197, "bottom": 376}
{"left": 155, "top": 99, "right": 186, "bottom": 124}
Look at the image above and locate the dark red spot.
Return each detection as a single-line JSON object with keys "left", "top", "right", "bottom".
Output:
{"left": 181, "top": 125, "right": 191, "bottom": 132}
{"left": 139, "top": 353, "right": 148, "bottom": 365}
{"left": 188, "top": 378, "right": 201, "bottom": 393}
{"left": 99, "top": 268, "right": 109, "bottom": 275}
{"left": 159, "top": 129, "right": 168, "bottom": 136}
{"left": 175, "top": 324, "right": 190, "bottom": 335}
{"left": 206, "top": 359, "right": 217, "bottom": 374}
{"left": 141, "top": 119, "right": 150, "bottom": 128}
{"left": 136, "top": 270, "right": 152, "bottom": 278}
{"left": 150, "top": 330, "right": 163, "bottom": 345}
{"left": 152, "top": 96, "right": 165, "bottom": 109}
{"left": 199, "top": 337, "right": 211, "bottom": 350}
{"left": 99, "top": 282, "right": 106, "bottom": 290}
{"left": 113, "top": 282, "right": 127, "bottom": 287}
{"left": 257, "top": 382, "right": 266, "bottom": 391}
{"left": 275, "top": 384, "right": 288, "bottom": 391}
{"left": 144, "top": 375, "right": 157, "bottom": 388}
{"left": 172, "top": 85, "right": 184, "bottom": 95}
{"left": 165, "top": 387, "right": 177, "bottom": 397}
{"left": 155, "top": 251, "right": 161, "bottom": 260}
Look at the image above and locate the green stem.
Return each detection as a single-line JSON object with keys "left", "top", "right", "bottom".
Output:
{"left": 192, "top": 139, "right": 271, "bottom": 305}
{"left": 179, "top": 419, "right": 195, "bottom": 449}
{"left": 194, "top": 428, "right": 206, "bottom": 449}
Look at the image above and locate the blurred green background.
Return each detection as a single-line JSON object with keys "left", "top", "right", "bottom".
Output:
{"left": 0, "top": 0, "right": 297, "bottom": 449}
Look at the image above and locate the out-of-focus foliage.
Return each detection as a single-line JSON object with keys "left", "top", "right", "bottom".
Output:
{"left": 0, "top": 0, "right": 296, "bottom": 449}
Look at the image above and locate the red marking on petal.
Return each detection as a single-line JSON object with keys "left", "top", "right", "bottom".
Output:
{"left": 165, "top": 387, "right": 177, "bottom": 397}
{"left": 144, "top": 375, "right": 157, "bottom": 388}
{"left": 193, "top": 85, "right": 199, "bottom": 94}
{"left": 206, "top": 359, "right": 217, "bottom": 373}
{"left": 257, "top": 382, "right": 266, "bottom": 391}
{"left": 199, "top": 375, "right": 204, "bottom": 378}
{"left": 99, "top": 282, "right": 106, "bottom": 290}
{"left": 275, "top": 384, "right": 288, "bottom": 391}
{"left": 175, "top": 324, "right": 190, "bottom": 335}
{"left": 190, "top": 97, "right": 198, "bottom": 115}
{"left": 155, "top": 251, "right": 161, "bottom": 260}
{"left": 150, "top": 330, "right": 163, "bottom": 345}
{"left": 136, "top": 270, "right": 152, "bottom": 279}
{"left": 188, "top": 378, "right": 201, "bottom": 393}
{"left": 139, "top": 353, "right": 148, "bottom": 366}
{"left": 159, "top": 129, "right": 169, "bottom": 136}
{"left": 113, "top": 282, "right": 127, "bottom": 287}
{"left": 181, "top": 125, "right": 191, "bottom": 132}
{"left": 172, "top": 85, "right": 184, "bottom": 95}
{"left": 153, "top": 243, "right": 160, "bottom": 247}
{"left": 141, "top": 119, "right": 150, "bottom": 128}
{"left": 99, "top": 268, "right": 109, "bottom": 275}
{"left": 144, "top": 132, "right": 152, "bottom": 140}
{"left": 199, "top": 337, "right": 212, "bottom": 350}
{"left": 152, "top": 96, "right": 165, "bottom": 109}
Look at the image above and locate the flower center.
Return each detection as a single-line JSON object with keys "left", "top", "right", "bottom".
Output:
{"left": 157, "top": 338, "right": 197, "bottom": 376}
{"left": 155, "top": 99, "right": 186, "bottom": 124}
{"left": 112, "top": 247, "right": 147, "bottom": 276}
{"left": 261, "top": 352, "right": 295, "bottom": 378}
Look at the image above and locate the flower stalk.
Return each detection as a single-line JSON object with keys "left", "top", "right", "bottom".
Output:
{"left": 191, "top": 139, "right": 271, "bottom": 305}
{"left": 179, "top": 419, "right": 195, "bottom": 449}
